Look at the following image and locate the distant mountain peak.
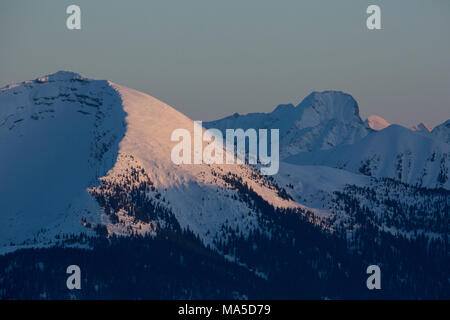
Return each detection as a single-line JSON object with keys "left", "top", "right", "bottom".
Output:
{"left": 365, "top": 115, "right": 391, "bottom": 131}
{"left": 411, "top": 122, "right": 431, "bottom": 133}
{"left": 205, "top": 90, "right": 370, "bottom": 157}
{"left": 297, "top": 90, "right": 362, "bottom": 123}
{"left": 0, "top": 71, "right": 299, "bottom": 254}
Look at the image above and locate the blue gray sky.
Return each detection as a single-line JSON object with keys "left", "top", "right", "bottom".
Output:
{"left": 1, "top": 0, "right": 449, "bottom": 127}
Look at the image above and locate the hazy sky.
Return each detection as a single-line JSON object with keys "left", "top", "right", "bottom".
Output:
{"left": 1, "top": 0, "right": 449, "bottom": 127}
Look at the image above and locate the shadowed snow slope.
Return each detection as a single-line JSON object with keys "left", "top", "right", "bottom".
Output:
{"left": 0, "top": 71, "right": 126, "bottom": 253}
{"left": 432, "top": 119, "right": 450, "bottom": 144}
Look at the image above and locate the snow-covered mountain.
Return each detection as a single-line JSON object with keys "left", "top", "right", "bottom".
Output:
{"left": 1, "top": 72, "right": 448, "bottom": 299}
{"left": 0, "top": 71, "right": 299, "bottom": 254}
{"left": 205, "top": 91, "right": 372, "bottom": 158}
{"left": 432, "top": 119, "right": 450, "bottom": 144}
{"left": 2, "top": 74, "right": 445, "bottom": 254}
{"left": 364, "top": 115, "right": 390, "bottom": 131}
{"left": 285, "top": 125, "right": 450, "bottom": 189}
